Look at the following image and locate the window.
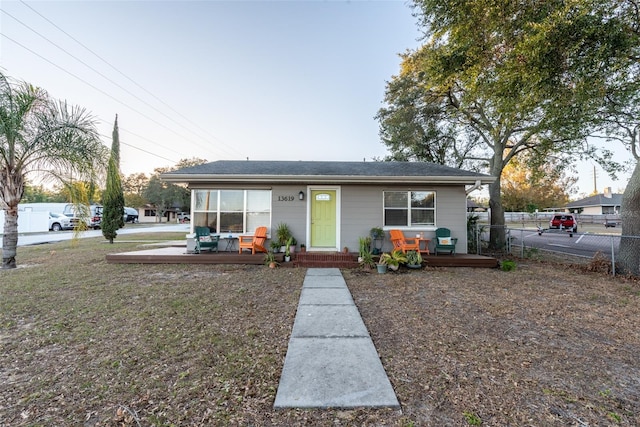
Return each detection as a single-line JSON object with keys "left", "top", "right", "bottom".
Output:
{"left": 193, "top": 189, "right": 271, "bottom": 234}
{"left": 384, "top": 191, "right": 435, "bottom": 227}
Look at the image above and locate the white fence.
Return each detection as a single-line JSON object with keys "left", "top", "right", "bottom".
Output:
{"left": 470, "top": 211, "right": 622, "bottom": 226}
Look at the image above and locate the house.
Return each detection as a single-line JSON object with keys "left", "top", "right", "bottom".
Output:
{"left": 566, "top": 190, "right": 623, "bottom": 215}
{"left": 161, "top": 160, "right": 495, "bottom": 254}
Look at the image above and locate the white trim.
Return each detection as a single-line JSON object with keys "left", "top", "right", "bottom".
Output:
{"left": 306, "top": 185, "right": 341, "bottom": 251}
{"left": 383, "top": 189, "right": 437, "bottom": 228}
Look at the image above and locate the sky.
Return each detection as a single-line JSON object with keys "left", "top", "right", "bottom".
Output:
{"left": 0, "top": 0, "right": 632, "bottom": 198}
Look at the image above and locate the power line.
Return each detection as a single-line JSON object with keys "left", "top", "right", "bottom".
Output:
{"left": 97, "top": 131, "right": 178, "bottom": 166}
{"left": 17, "top": 0, "right": 240, "bottom": 156}
{"left": 0, "top": 33, "right": 208, "bottom": 159}
{"left": 1, "top": 7, "right": 223, "bottom": 155}
{"left": 1, "top": 4, "right": 244, "bottom": 161}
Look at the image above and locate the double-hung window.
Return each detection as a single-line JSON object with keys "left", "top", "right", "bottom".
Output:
{"left": 383, "top": 191, "right": 435, "bottom": 227}
{"left": 193, "top": 189, "right": 271, "bottom": 233}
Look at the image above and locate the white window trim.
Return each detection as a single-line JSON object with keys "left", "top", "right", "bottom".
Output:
{"left": 382, "top": 190, "right": 437, "bottom": 229}
{"left": 190, "top": 189, "right": 272, "bottom": 235}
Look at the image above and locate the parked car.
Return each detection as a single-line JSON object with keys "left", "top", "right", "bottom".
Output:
{"left": 62, "top": 204, "right": 102, "bottom": 229}
{"left": 177, "top": 212, "right": 190, "bottom": 223}
{"left": 123, "top": 207, "right": 139, "bottom": 223}
{"left": 48, "top": 212, "right": 73, "bottom": 231}
{"left": 549, "top": 214, "right": 578, "bottom": 232}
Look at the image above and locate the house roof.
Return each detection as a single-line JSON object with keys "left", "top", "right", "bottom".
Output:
{"left": 161, "top": 160, "right": 495, "bottom": 185}
{"left": 566, "top": 193, "right": 624, "bottom": 208}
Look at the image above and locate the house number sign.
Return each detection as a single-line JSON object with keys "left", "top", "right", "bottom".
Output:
{"left": 277, "top": 195, "right": 295, "bottom": 202}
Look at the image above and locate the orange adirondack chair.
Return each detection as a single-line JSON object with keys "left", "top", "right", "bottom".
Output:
{"left": 389, "top": 229, "right": 420, "bottom": 253}
{"left": 238, "top": 226, "right": 268, "bottom": 254}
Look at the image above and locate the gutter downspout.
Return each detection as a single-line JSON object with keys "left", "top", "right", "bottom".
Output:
{"left": 466, "top": 180, "right": 482, "bottom": 195}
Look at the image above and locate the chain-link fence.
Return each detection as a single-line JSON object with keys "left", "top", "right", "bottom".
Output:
{"left": 470, "top": 224, "right": 639, "bottom": 277}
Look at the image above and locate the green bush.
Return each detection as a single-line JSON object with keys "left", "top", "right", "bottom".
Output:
{"left": 500, "top": 259, "right": 516, "bottom": 271}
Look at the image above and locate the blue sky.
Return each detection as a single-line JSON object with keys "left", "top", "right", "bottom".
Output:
{"left": 0, "top": 0, "right": 630, "bottom": 197}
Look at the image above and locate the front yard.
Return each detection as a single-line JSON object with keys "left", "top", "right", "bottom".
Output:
{"left": 1, "top": 234, "right": 638, "bottom": 425}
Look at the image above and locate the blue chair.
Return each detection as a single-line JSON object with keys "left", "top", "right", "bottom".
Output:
{"left": 194, "top": 226, "right": 219, "bottom": 253}
{"left": 434, "top": 227, "right": 457, "bottom": 255}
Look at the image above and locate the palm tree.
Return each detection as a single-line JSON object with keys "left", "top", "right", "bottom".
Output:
{"left": 0, "top": 72, "right": 107, "bottom": 269}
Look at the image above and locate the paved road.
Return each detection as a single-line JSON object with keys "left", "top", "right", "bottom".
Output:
{"left": 509, "top": 228, "right": 621, "bottom": 259}
{"left": 1, "top": 223, "right": 191, "bottom": 248}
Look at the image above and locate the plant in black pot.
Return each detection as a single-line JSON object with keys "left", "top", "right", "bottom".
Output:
{"left": 406, "top": 250, "right": 423, "bottom": 269}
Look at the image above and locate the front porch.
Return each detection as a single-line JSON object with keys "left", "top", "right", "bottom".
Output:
{"left": 105, "top": 244, "right": 498, "bottom": 268}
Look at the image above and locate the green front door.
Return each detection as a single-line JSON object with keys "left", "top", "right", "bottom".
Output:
{"left": 310, "top": 190, "right": 336, "bottom": 248}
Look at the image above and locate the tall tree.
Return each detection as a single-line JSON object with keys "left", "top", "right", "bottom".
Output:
{"left": 101, "top": 115, "right": 125, "bottom": 243}
{"left": 501, "top": 152, "right": 576, "bottom": 212}
{"left": 0, "top": 72, "right": 107, "bottom": 269}
{"left": 143, "top": 158, "right": 207, "bottom": 221}
{"left": 588, "top": 1, "right": 640, "bottom": 275}
{"left": 379, "top": 0, "right": 628, "bottom": 249}
{"left": 122, "top": 172, "right": 149, "bottom": 207}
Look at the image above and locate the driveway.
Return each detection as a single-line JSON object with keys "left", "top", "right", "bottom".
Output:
{"left": 1, "top": 223, "right": 190, "bottom": 248}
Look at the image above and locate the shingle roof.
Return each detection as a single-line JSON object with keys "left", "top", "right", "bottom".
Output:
{"left": 566, "top": 193, "right": 624, "bottom": 208}
{"left": 162, "top": 160, "right": 494, "bottom": 185}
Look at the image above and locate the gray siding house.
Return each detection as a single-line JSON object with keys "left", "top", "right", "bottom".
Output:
{"left": 162, "top": 160, "right": 495, "bottom": 254}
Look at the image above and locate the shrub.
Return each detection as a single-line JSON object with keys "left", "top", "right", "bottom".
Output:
{"left": 500, "top": 259, "right": 516, "bottom": 271}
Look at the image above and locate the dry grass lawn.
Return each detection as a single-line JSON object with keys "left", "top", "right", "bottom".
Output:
{"left": 1, "top": 233, "right": 639, "bottom": 426}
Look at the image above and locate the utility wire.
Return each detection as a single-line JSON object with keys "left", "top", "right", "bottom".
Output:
{"left": 1, "top": 7, "right": 222, "bottom": 155}
{"left": 17, "top": 0, "right": 240, "bottom": 157}
{"left": 97, "top": 131, "right": 178, "bottom": 166}
{"left": 1, "top": 32, "right": 197, "bottom": 158}
{"left": 1, "top": 4, "right": 245, "bottom": 163}
{"left": 0, "top": 12, "right": 229, "bottom": 159}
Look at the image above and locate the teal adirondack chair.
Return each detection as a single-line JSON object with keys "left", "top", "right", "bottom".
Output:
{"left": 194, "top": 226, "right": 219, "bottom": 253}
{"left": 434, "top": 227, "right": 458, "bottom": 255}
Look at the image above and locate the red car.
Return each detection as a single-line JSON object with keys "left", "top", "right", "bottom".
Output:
{"left": 549, "top": 214, "right": 578, "bottom": 232}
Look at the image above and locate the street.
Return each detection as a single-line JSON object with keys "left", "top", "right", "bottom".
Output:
{"left": 1, "top": 223, "right": 190, "bottom": 248}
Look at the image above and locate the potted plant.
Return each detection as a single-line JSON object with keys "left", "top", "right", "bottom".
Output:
{"left": 370, "top": 227, "right": 384, "bottom": 239}
{"left": 284, "top": 236, "right": 294, "bottom": 262}
{"left": 380, "top": 250, "right": 407, "bottom": 271}
{"left": 270, "top": 240, "right": 281, "bottom": 253}
{"left": 370, "top": 227, "right": 384, "bottom": 255}
{"left": 264, "top": 251, "right": 278, "bottom": 268}
{"left": 359, "top": 248, "right": 376, "bottom": 270}
{"left": 300, "top": 243, "right": 306, "bottom": 253}
{"left": 275, "top": 223, "right": 292, "bottom": 252}
{"left": 376, "top": 253, "right": 389, "bottom": 274}
{"left": 406, "top": 250, "right": 423, "bottom": 269}
{"left": 358, "top": 236, "right": 372, "bottom": 263}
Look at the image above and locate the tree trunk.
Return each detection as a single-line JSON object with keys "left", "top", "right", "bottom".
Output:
{"left": 488, "top": 166, "right": 507, "bottom": 251}
{"left": 2, "top": 205, "right": 18, "bottom": 269}
{"left": 618, "top": 160, "right": 640, "bottom": 276}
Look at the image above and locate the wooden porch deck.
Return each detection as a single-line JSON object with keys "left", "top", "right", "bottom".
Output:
{"left": 106, "top": 246, "right": 498, "bottom": 268}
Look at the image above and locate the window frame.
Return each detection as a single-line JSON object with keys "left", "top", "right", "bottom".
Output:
{"left": 192, "top": 189, "right": 272, "bottom": 234}
{"left": 383, "top": 190, "right": 436, "bottom": 228}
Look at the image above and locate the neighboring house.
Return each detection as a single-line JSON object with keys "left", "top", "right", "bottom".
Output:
{"left": 136, "top": 205, "right": 180, "bottom": 223}
{"left": 566, "top": 191, "right": 623, "bottom": 215}
{"left": 161, "top": 160, "right": 495, "bottom": 254}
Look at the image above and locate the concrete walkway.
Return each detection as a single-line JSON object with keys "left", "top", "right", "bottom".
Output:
{"left": 274, "top": 268, "right": 399, "bottom": 409}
